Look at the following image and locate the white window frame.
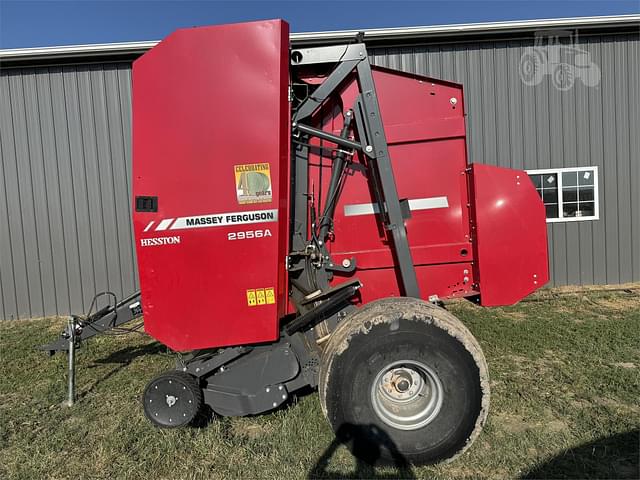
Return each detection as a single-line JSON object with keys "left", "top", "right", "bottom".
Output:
{"left": 526, "top": 166, "right": 599, "bottom": 223}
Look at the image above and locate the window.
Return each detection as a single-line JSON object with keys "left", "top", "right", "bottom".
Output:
{"left": 526, "top": 167, "right": 599, "bottom": 222}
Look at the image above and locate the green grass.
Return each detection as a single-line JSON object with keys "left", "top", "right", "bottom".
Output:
{"left": 1, "top": 287, "right": 639, "bottom": 479}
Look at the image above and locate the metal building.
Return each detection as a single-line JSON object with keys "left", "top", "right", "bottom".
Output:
{"left": 1, "top": 15, "right": 638, "bottom": 320}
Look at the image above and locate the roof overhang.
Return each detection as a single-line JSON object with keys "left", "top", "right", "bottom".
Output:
{"left": 1, "top": 14, "right": 638, "bottom": 65}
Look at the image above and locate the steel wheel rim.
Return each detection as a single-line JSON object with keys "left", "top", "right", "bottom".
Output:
{"left": 371, "top": 360, "right": 443, "bottom": 431}
{"left": 145, "top": 377, "right": 197, "bottom": 426}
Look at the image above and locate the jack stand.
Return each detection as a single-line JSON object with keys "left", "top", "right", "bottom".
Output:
{"left": 62, "top": 316, "right": 77, "bottom": 407}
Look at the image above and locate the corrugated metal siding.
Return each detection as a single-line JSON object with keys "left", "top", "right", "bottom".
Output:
{"left": 370, "top": 32, "right": 640, "bottom": 287}
{"left": 1, "top": 33, "right": 638, "bottom": 320}
{"left": 0, "top": 63, "right": 136, "bottom": 319}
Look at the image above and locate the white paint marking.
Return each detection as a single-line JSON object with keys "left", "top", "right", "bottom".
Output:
{"left": 143, "top": 221, "right": 154, "bottom": 232}
{"left": 408, "top": 196, "right": 449, "bottom": 211}
{"left": 343, "top": 196, "right": 449, "bottom": 217}
{"left": 155, "top": 218, "right": 175, "bottom": 231}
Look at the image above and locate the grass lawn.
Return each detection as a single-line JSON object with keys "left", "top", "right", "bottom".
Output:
{"left": 1, "top": 286, "right": 639, "bottom": 479}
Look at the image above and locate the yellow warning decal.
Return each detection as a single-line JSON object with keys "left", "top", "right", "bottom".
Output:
{"left": 234, "top": 163, "right": 272, "bottom": 205}
{"left": 246, "top": 287, "right": 276, "bottom": 306}
{"left": 265, "top": 288, "right": 275, "bottom": 305}
{"left": 256, "top": 289, "right": 266, "bottom": 305}
{"left": 246, "top": 289, "right": 257, "bottom": 307}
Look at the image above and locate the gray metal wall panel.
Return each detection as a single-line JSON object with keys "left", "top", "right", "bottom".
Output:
{"left": 1, "top": 63, "right": 137, "bottom": 319}
{"left": 1, "top": 32, "right": 638, "bottom": 320}
{"left": 629, "top": 37, "right": 640, "bottom": 285}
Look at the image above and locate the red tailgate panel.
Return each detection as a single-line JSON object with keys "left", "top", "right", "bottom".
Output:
{"left": 470, "top": 164, "right": 549, "bottom": 305}
{"left": 132, "top": 20, "right": 290, "bottom": 351}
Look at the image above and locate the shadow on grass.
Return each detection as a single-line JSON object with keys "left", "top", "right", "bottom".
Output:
{"left": 522, "top": 429, "right": 640, "bottom": 479}
{"left": 92, "top": 341, "right": 166, "bottom": 365}
{"left": 309, "top": 423, "right": 415, "bottom": 479}
{"left": 78, "top": 341, "right": 165, "bottom": 399}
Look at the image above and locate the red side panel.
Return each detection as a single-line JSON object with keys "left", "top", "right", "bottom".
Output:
{"left": 470, "top": 164, "right": 549, "bottom": 305}
{"left": 305, "top": 67, "right": 477, "bottom": 301}
{"left": 132, "top": 20, "right": 290, "bottom": 351}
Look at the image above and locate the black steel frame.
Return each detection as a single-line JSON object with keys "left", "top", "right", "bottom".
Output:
{"left": 290, "top": 42, "right": 420, "bottom": 299}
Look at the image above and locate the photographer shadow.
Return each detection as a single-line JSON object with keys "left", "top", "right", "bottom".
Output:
{"left": 309, "top": 423, "right": 416, "bottom": 479}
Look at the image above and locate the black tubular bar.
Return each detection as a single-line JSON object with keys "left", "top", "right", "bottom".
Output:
{"left": 353, "top": 97, "right": 387, "bottom": 225}
{"left": 292, "top": 59, "right": 360, "bottom": 123}
{"left": 355, "top": 60, "right": 420, "bottom": 297}
{"left": 318, "top": 111, "right": 354, "bottom": 242}
{"left": 285, "top": 283, "right": 360, "bottom": 335}
{"left": 294, "top": 123, "right": 362, "bottom": 152}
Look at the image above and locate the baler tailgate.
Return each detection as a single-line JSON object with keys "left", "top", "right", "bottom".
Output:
{"left": 469, "top": 163, "right": 549, "bottom": 305}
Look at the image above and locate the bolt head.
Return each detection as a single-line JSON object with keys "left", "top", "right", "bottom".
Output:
{"left": 365, "top": 145, "right": 373, "bottom": 153}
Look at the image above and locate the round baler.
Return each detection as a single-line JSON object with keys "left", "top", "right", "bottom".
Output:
{"left": 41, "top": 19, "right": 548, "bottom": 466}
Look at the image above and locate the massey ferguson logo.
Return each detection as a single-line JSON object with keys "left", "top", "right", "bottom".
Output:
{"left": 140, "top": 236, "right": 181, "bottom": 247}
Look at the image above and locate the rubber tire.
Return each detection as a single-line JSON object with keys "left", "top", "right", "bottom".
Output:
{"left": 142, "top": 371, "right": 204, "bottom": 428}
{"left": 319, "top": 298, "right": 489, "bottom": 466}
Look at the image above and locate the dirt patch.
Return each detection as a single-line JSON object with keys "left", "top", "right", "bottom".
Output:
{"left": 545, "top": 419, "right": 569, "bottom": 433}
{"left": 547, "top": 283, "right": 640, "bottom": 295}
{"left": 493, "top": 411, "right": 567, "bottom": 434}
{"left": 591, "top": 295, "right": 640, "bottom": 313}
{"left": 496, "top": 310, "right": 529, "bottom": 321}
{"left": 594, "top": 397, "right": 640, "bottom": 414}
{"left": 493, "top": 413, "right": 530, "bottom": 434}
{"left": 230, "top": 421, "right": 275, "bottom": 440}
{"left": 612, "top": 362, "right": 637, "bottom": 369}
{"left": 504, "top": 354, "right": 529, "bottom": 365}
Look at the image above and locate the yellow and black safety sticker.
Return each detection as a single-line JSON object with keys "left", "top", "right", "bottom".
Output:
{"left": 234, "top": 163, "right": 272, "bottom": 205}
{"left": 246, "top": 287, "right": 276, "bottom": 306}
{"left": 246, "top": 289, "right": 257, "bottom": 307}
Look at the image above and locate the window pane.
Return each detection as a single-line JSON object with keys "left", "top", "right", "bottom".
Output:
{"left": 563, "top": 187, "right": 578, "bottom": 203}
{"left": 563, "top": 202, "right": 578, "bottom": 217}
{"left": 578, "top": 169, "right": 595, "bottom": 186}
{"left": 545, "top": 204, "right": 559, "bottom": 218}
{"left": 562, "top": 171, "right": 578, "bottom": 186}
{"left": 544, "top": 174, "right": 557, "bottom": 186}
{"left": 579, "top": 186, "right": 594, "bottom": 202}
{"left": 529, "top": 174, "right": 542, "bottom": 188}
{"left": 543, "top": 188, "right": 558, "bottom": 204}
{"left": 578, "top": 202, "right": 595, "bottom": 217}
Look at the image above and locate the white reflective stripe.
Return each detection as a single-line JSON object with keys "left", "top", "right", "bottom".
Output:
{"left": 155, "top": 218, "right": 174, "bottom": 231}
{"left": 344, "top": 203, "right": 380, "bottom": 216}
{"left": 143, "top": 221, "right": 154, "bottom": 232}
{"left": 343, "top": 196, "right": 449, "bottom": 217}
{"left": 408, "top": 196, "right": 449, "bottom": 211}
{"left": 170, "top": 208, "right": 278, "bottom": 230}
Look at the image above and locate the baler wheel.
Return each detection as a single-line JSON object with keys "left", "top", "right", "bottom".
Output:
{"left": 318, "top": 297, "right": 490, "bottom": 466}
{"left": 142, "top": 371, "right": 203, "bottom": 428}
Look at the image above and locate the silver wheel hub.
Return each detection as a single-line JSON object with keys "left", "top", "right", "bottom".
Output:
{"left": 371, "top": 360, "right": 443, "bottom": 431}
{"left": 165, "top": 395, "right": 177, "bottom": 407}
